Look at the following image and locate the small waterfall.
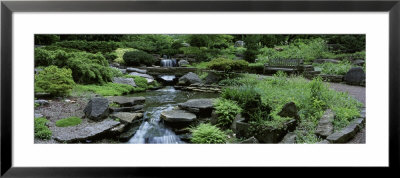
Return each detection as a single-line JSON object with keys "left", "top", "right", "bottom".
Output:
{"left": 161, "top": 59, "right": 173, "bottom": 67}
{"left": 128, "top": 102, "right": 183, "bottom": 144}
{"left": 160, "top": 55, "right": 177, "bottom": 67}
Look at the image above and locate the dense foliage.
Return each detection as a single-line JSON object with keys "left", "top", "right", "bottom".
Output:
{"left": 34, "top": 48, "right": 113, "bottom": 84}
{"left": 35, "top": 65, "right": 75, "bottom": 96}
{"left": 222, "top": 85, "right": 271, "bottom": 122}
{"left": 123, "top": 50, "right": 156, "bottom": 66}
{"left": 54, "top": 40, "right": 120, "bottom": 54}
{"left": 313, "top": 61, "right": 354, "bottom": 75}
{"left": 213, "top": 98, "right": 242, "bottom": 128}
{"left": 34, "top": 117, "right": 52, "bottom": 140}
{"left": 190, "top": 123, "right": 228, "bottom": 144}
{"left": 206, "top": 58, "right": 249, "bottom": 73}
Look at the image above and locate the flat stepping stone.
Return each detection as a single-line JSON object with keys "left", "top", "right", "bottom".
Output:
{"left": 161, "top": 110, "right": 197, "bottom": 123}
{"left": 178, "top": 99, "right": 215, "bottom": 117}
{"left": 326, "top": 117, "right": 365, "bottom": 143}
{"left": 53, "top": 119, "right": 120, "bottom": 143}
{"left": 107, "top": 96, "right": 145, "bottom": 107}
{"left": 112, "top": 77, "right": 137, "bottom": 87}
{"left": 127, "top": 67, "right": 147, "bottom": 74}
{"left": 110, "top": 112, "right": 143, "bottom": 124}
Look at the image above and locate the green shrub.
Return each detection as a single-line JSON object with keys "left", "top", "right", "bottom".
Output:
{"left": 221, "top": 85, "right": 270, "bottom": 121}
{"left": 34, "top": 65, "right": 75, "bottom": 96}
{"left": 257, "top": 38, "right": 330, "bottom": 63}
{"left": 66, "top": 52, "right": 113, "bottom": 84}
{"left": 55, "top": 117, "right": 82, "bottom": 127}
{"left": 34, "top": 48, "right": 69, "bottom": 67}
{"left": 35, "top": 35, "right": 60, "bottom": 45}
{"left": 313, "top": 60, "right": 353, "bottom": 75}
{"left": 103, "top": 52, "right": 118, "bottom": 63}
{"left": 218, "top": 74, "right": 259, "bottom": 87}
{"left": 120, "top": 35, "right": 173, "bottom": 53}
{"left": 244, "top": 49, "right": 258, "bottom": 63}
{"left": 179, "top": 47, "right": 221, "bottom": 62}
{"left": 190, "top": 123, "right": 228, "bottom": 144}
{"left": 73, "top": 83, "right": 134, "bottom": 96}
{"left": 34, "top": 117, "right": 52, "bottom": 140}
{"left": 207, "top": 58, "right": 248, "bottom": 73}
{"left": 247, "top": 63, "right": 264, "bottom": 73}
{"left": 41, "top": 45, "right": 83, "bottom": 53}
{"left": 214, "top": 99, "right": 242, "bottom": 128}
{"left": 160, "top": 48, "right": 182, "bottom": 57}
{"left": 123, "top": 50, "right": 156, "bottom": 66}
{"left": 114, "top": 48, "right": 137, "bottom": 64}
{"left": 34, "top": 48, "right": 113, "bottom": 84}
{"left": 110, "top": 68, "right": 124, "bottom": 78}
{"left": 54, "top": 40, "right": 120, "bottom": 54}
{"left": 332, "top": 107, "right": 360, "bottom": 130}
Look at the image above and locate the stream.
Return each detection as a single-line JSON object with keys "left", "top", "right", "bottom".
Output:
{"left": 126, "top": 86, "right": 219, "bottom": 144}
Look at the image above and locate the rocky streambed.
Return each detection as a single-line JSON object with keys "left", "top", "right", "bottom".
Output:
{"left": 35, "top": 86, "right": 219, "bottom": 144}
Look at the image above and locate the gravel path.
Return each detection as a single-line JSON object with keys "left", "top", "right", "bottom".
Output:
{"left": 327, "top": 82, "right": 366, "bottom": 105}
{"left": 326, "top": 82, "right": 366, "bottom": 144}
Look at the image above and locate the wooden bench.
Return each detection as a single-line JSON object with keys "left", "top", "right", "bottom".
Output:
{"left": 263, "top": 59, "right": 303, "bottom": 74}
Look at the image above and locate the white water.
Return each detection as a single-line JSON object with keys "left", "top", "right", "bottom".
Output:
{"left": 160, "top": 59, "right": 177, "bottom": 67}
{"left": 160, "top": 75, "right": 176, "bottom": 82}
{"left": 126, "top": 86, "right": 219, "bottom": 144}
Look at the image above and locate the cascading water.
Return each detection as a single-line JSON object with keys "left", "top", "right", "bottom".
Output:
{"left": 160, "top": 59, "right": 177, "bottom": 67}
{"left": 128, "top": 105, "right": 183, "bottom": 144}
{"left": 160, "top": 55, "right": 177, "bottom": 67}
{"left": 125, "top": 86, "right": 219, "bottom": 144}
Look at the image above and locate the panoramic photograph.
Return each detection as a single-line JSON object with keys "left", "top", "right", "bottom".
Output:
{"left": 33, "top": 34, "right": 366, "bottom": 144}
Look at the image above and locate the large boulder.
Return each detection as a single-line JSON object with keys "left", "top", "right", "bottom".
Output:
{"left": 279, "top": 132, "right": 297, "bottom": 144}
{"left": 278, "top": 102, "right": 299, "bottom": 120}
{"left": 107, "top": 96, "right": 145, "bottom": 107}
{"left": 203, "top": 71, "right": 222, "bottom": 84}
{"left": 235, "top": 119, "right": 297, "bottom": 143}
{"left": 178, "top": 60, "right": 189, "bottom": 67}
{"left": 110, "top": 112, "right": 143, "bottom": 125}
{"left": 178, "top": 72, "right": 202, "bottom": 86}
{"left": 34, "top": 99, "right": 49, "bottom": 106}
{"left": 112, "top": 77, "right": 137, "bottom": 87}
{"left": 315, "top": 109, "right": 335, "bottom": 138}
{"left": 127, "top": 67, "right": 147, "bottom": 74}
{"left": 344, "top": 67, "right": 365, "bottom": 85}
{"left": 178, "top": 99, "right": 215, "bottom": 117}
{"left": 83, "top": 97, "right": 109, "bottom": 121}
{"left": 53, "top": 119, "right": 120, "bottom": 143}
{"left": 160, "top": 109, "right": 197, "bottom": 128}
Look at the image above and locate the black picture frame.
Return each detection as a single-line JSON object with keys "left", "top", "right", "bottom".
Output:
{"left": 1, "top": 0, "right": 399, "bottom": 177}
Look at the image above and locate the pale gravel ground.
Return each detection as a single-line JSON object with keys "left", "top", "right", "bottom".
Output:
{"left": 327, "top": 82, "right": 366, "bottom": 144}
